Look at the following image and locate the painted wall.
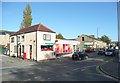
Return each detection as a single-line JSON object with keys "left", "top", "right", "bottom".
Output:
{"left": 36, "top": 31, "right": 56, "bottom": 61}
{"left": 0, "top": 34, "right": 10, "bottom": 46}
{"left": 76, "top": 34, "right": 107, "bottom": 50}
{"left": 55, "top": 39, "right": 80, "bottom": 54}
{"left": 10, "top": 32, "right": 36, "bottom": 61}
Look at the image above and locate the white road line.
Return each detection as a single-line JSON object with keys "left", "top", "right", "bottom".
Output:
{"left": 25, "top": 79, "right": 31, "bottom": 81}
{"left": 47, "top": 78, "right": 51, "bottom": 79}
{"left": 72, "top": 65, "right": 97, "bottom": 72}
{"left": 81, "top": 69, "right": 85, "bottom": 71}
{"left": 73, "top": 68, "right": 80, "bottom": 71}
{"left": 34, "top": 76, "right": 38, "bottom": 79}
{"left": 28, "top": 72, "right": 34, "bottom": 75}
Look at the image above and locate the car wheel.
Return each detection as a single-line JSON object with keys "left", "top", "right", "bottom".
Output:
{"left": 85, "top": 56, "right": 88, "bottom": 59}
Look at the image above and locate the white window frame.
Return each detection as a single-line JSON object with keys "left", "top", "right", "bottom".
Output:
{"left": 43, "top": 34, "right": 51, "bottom": 41}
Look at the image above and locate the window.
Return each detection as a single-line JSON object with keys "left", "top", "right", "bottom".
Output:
{"left": 43, "top": 34, "right": 51, "bottom": 41}
{"left": 41, "top": 45, "right": 53, "bottom": 51}
{"left": 14, "top": 45, "right": 17, "bottom": 53}
{"left": 11, "top": 37, "right": 14, "bottom": 43}
{"left": 17, "top": 36, "right": 20, "bottom": 42}
{"left": 82, "top": 37, "right": 84, "bottom": 41}
{"left": 22, "top": 45, "right": 24, "bottom": 53}
{"left": 21, "top": 36, "right": 24, "bottom": 42}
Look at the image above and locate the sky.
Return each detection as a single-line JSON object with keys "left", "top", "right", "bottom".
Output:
{"left": 2, "top": 2, "right": 118, "bottom": 41}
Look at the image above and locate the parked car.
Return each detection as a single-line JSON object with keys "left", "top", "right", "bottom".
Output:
{"left": 72, "top": 51, "right": 88, "bottom": 60}
{"left": 3, "top": 49, "right": 10, "bottom": 56}
{"left": 105, "top": 49, "right": 115, "bottom": 56}
{"left": 97, "top": 50, "right": 105, "bottom": 55}
{"left": 85, "top": 49, "right": 95, "bottom": 53}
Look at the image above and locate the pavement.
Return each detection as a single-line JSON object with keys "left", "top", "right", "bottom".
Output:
{"left": 1, "top": 54, "right": 36, "bottom": 69}
{"left": 99, "top": 56, "right": 119, "bottom": 80}
{"left": 0, "top": 53, "right": 120, "bottom": 79}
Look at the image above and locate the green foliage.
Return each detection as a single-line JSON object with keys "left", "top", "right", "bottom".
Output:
{"left": 20, "top": 4, "right": 32, "bottom": 29}
{"left": 56, "top": 33, "right": 64, "bottom": 39}
{"left": 100, "top": 35, "right": 111, "bottom": 45}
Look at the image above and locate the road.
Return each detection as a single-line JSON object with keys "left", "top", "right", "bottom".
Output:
{"left": 1, "top": 53, "right": 119, "bottom": 81}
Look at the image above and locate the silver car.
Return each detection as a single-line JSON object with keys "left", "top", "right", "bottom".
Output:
{"left": 105, "top": 49, "right": 115, "bottom": 56}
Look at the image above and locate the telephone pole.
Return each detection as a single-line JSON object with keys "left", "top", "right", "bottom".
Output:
{"left": 97, "top": 27, "right": 98, "bottom": 39}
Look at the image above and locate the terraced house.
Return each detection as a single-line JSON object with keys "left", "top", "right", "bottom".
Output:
{"left": 10, "top": 24, "right": 56, "bottom": 61}
{"left": 0, "top": 30, "right": 15, "bottom": 48}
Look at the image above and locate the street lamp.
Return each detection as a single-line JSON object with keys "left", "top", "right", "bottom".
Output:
{"left": 117, "top": 0, "right": 120, "bottom": 62}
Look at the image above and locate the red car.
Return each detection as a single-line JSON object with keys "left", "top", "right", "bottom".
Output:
{"left": 85, "top": 49, "right": 94, "bottom": 53}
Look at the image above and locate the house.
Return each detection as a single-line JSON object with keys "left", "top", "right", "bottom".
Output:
{"left": 0, "top": 30, "right": 15, "bottom": 48}
{"left": 76, "top": 34, "right": 107, "bottom": 50}
{"left": 55, "top": 39, "right": 80, "bottom": 54}
{"left": 10, "top": 24, "right": 56, "bottom": 61}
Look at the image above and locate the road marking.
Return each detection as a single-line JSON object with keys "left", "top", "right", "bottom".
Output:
{"left": 82, "top": 65, "right": 97, "bottom": 69}
{"left": 25, "top": 79, "right": 31, "bottom": 81}
{"left": 47, "top": 78, "right": 51, "bottom": 79}
{"left": 96, "top": 65, "right": 119, "bottom": 82}
{"left": 81, "top": 69, "right": 85, "bottom": 71}
{"left": 34, "top": 76, "right": 38, "bottom": 79}
{"left": 87, "top": 58, "right": 104, "bottom": 61}
{"left": 28, "top": 72, "right": 34, "bottom": 75}
{"left": 73, "top": 68, "right": 80, "bottom": 71}
{"left": 80, "top": 65, "right": 97, "bottom": 71}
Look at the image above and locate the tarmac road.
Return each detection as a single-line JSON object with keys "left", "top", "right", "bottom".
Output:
{"left": 1, "top": 53, "right": 119, "bottom": 82}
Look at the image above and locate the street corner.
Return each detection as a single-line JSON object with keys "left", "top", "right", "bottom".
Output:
{"left": 99, "top": 59, "right": 119, "bottom": 81}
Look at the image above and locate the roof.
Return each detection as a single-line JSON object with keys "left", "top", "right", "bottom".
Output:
{"left": 0, "top": 30, "right": 15, "bottom": 35}
{"left": 84, "top": 34, "right": 99, "bottom": 40}
{"left": 11, "top": 24, "right": 56, "bottom": 36}
{"left": 79, "top": 34, "right": 106, "bottom": 43}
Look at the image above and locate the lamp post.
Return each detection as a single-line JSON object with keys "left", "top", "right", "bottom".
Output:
{"left": 117, "top": 0, "right": 120, "bottom": 62}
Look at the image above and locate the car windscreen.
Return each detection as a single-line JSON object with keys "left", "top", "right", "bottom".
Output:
{"left": 106, "top": 50, "right": 113, "bottom": 52}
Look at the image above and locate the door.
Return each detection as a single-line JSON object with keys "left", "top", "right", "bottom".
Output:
{"left": 29, "top": 45, "right": 32, "bottom": 59}
{"left": 19, "top": 45, "right": 21, "bottom": 56}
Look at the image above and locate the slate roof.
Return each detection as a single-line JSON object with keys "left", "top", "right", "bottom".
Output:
{"left": 11, "top": 24, "right": 56, "bottom": 36}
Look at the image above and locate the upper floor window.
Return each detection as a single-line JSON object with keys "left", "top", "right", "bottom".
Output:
{"left": 11, "top": 37, "right": 14, "bottom": 43}
{"left": 82, "top": 37, "right": 84, "bottom": 41}
{"left": 17, "top": 36, "right": 20, "bottom": 42}
{"left": 21, "top": 36, "right": 24, "bottom": 42}
{"left": 43, "top": 34, "right": 51, "bottom": 41}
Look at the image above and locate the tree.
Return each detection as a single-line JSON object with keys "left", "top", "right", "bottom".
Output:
{"left": 100, "top": 35, "right": 111, "bottom": 45}
{"left": 56, "top": 33, "right": 64, "bottom": 39}
{"left": 20, "top": 4, "right": 32, "bottom": 29}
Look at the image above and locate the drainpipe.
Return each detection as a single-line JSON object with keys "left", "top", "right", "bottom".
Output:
{"left": 16, "top": 35, "right": 18, "bottom": 57}
{"left": 36, "top": 31, "right": 37, "bottom": 62}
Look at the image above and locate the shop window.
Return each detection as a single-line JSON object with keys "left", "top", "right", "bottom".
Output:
{"left": 11, "top": 37, "right": 14, "bottom": 43}
{"left": 41, "top": 45, "right": 53, "bottom": 51}
{"left": 43, "top": 34, "right": 51, "bottom": 41}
